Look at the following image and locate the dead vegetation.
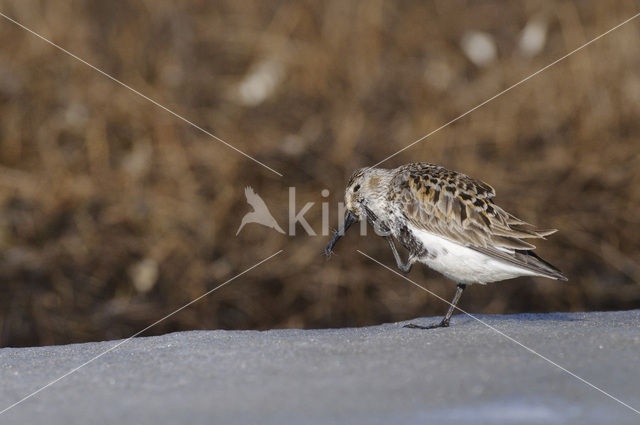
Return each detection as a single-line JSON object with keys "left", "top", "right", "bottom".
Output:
{"left": 0, "top": 0, "right": 639, "bottom": 346}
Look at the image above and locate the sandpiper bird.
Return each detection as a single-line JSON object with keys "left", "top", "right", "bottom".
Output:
{"left": 325, "top": 162, "right": 566, "bottom": 329}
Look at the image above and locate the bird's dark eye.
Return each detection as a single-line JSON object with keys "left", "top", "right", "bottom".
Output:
{"left": 353, "top": 184, "right": 361, "bottom": 192}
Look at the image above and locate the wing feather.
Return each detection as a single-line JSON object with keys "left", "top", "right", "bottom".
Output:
{"left": 389, "top": 163, "right": 555, "bottom": 253}
{"left": 471, "top": 246, "right": 567, "bottom": 280}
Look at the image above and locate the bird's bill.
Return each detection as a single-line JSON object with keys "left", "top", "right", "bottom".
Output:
{"left": 324, "top": 210, "right": 359, "bottom": 256}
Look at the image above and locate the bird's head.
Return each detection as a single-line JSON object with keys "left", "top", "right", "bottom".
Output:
{"left": 324, "top": 167, "right": 389, "bottom": 256}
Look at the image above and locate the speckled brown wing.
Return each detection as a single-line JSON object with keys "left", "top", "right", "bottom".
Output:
{"left": 389, "top": 163, "right": 556, "bottom": 251}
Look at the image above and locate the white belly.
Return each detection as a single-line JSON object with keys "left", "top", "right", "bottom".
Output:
{"left": 409, "top": 226, "right": 538, "bottom": 284}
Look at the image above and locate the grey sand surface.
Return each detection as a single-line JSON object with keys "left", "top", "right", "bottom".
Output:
{"left": 1, "top": 310, "right": 639, "bottom": 424}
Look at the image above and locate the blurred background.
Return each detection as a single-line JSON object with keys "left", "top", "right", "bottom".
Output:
{"left": 0, "top": 0, "right": 639, "bottom": 347}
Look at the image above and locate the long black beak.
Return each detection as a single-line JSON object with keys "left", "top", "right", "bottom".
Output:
{"left": 324, "top": 210, "right": 359, "bottom": 256}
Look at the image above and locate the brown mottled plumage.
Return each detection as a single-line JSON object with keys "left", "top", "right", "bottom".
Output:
{"left": 326, "top": 162, "right": 566, "bottom": 329}
{"left": 390, "top": 163, "right": 561, "bottom": 274}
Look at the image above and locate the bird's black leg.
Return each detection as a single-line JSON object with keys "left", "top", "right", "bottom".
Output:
{"left": 404, "top": 283, "right": 467, "bottom": 329}
{"left": 385, "top": 237, "right": 413, "bottom": 273}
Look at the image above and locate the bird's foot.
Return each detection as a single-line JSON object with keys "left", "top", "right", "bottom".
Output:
{"left": 403, "top": 318, "right": 450, "bottom": 329}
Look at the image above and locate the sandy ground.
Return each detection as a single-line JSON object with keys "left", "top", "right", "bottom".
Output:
{"left": 1, "top": 310, "right": 639, "bottom": 425}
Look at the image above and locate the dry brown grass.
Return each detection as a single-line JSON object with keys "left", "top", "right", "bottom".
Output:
{"left": 0, "top": 0, "right": 639, "bottom": 346}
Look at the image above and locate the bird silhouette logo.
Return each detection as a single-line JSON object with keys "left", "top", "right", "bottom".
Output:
{"left": 236, "top": 186, "right": 285, "bottom": 235}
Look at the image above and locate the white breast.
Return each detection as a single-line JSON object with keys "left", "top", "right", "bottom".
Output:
{"left": 409, "top": 225, "right": 538, "bottom": 284}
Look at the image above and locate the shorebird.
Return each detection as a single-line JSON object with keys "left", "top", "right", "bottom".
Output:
{"left": 325, "top": 162, "right": 566, "bottom": 329}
